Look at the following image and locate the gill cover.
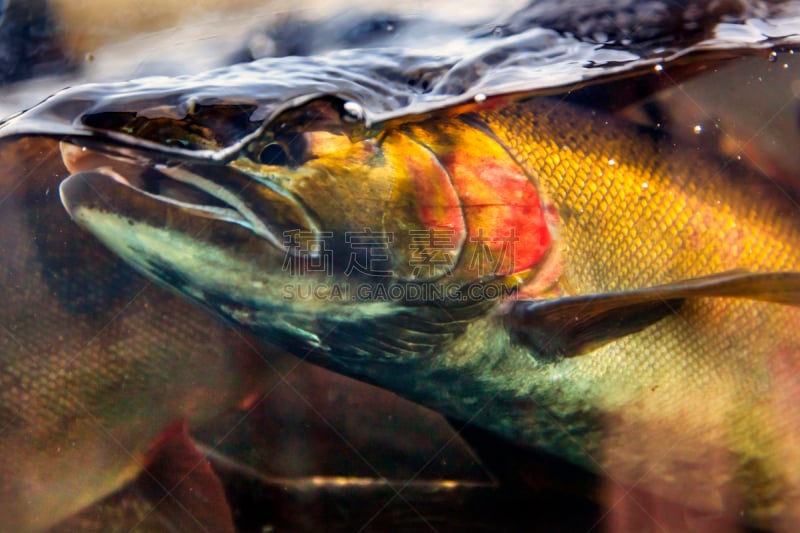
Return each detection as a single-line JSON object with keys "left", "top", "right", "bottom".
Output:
{"left": 252, "top": 104, "right": 555, "bottom": 288}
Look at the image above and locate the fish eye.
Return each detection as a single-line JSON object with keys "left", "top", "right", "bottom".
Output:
{"left": 258, "top": 142, "right": 291, "bottom": 166}
{"left": 251, "top": 134, "right": 310, "bottom": 166}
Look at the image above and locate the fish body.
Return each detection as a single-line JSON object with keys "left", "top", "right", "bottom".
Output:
{"left": 0, "top": 138, "right": 276, "bottom": 532}
{"left": 58, "top": 97, "right": 800, "bottom": 523}
{"left": 481, "top": 102, "right": 800, "bottom": 518}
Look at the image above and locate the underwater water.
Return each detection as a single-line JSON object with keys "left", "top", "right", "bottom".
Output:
{"left": 3, "top": 1, "right": 800, "bottom": 531}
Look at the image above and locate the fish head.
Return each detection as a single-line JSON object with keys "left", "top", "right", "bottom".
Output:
{"left": 58, "top": 97, "right": 555, "bottom": 369}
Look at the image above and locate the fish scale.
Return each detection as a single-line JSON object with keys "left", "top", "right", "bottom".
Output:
{"left": 481, "top": 99, "right": 800, "bottom": 518}
{"left": 483, "top": 100, "right": 800, "bottom": 284}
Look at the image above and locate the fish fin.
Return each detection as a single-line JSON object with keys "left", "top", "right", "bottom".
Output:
{"left": 51, "top": 422, "right": 236, "bottom": 532}
{"left": 505, "top": 270, "right": 800, "bottom": 361}
{"left": 138, "top": 421, "right": 236, "bottom": 533}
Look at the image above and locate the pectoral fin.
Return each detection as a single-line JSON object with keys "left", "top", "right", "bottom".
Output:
{"left": 505, "top": 270, "right": 800, "bottom": 361}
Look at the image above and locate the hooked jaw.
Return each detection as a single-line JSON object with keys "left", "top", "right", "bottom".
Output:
{"left": 57, "top": 141, "right": 325, "bottom": 310}
{"left": 59, "top": 142, "right": 319, "bottom": 247}
{"left": 59, "top": 142, "right": 248, "bottom": 231}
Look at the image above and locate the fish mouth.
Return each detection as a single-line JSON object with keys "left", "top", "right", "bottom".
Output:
{"left": 58, "top": 141, "right": 320, "bottom": 251}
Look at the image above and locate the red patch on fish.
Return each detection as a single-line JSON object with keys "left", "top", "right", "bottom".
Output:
{"left": 404, "top": 119, "right": 550, "bottom": 277}
{"left": 437, "top": 144, "right": 550, "bottom": 276}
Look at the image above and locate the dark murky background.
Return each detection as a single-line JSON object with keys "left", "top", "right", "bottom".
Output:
{"left": 3, "top": 1, "right": 800, "bottom": 531}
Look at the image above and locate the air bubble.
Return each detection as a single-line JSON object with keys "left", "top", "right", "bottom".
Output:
{"left": 341, "top": 101, "right": 365, "bottom": 123}
{"left": 474, "top": 93, "right": 487, "bottom": 103}
{"left": 653, "top": 64, "right": 664, "bottom": 73}
{"left": 769, "top": 51, "right": 778, "bottom": 62}
{"left": 693, "top": 125, "right": 703, "bottom": 134}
